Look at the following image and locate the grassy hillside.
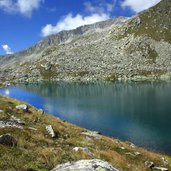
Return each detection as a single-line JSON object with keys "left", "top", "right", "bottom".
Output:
{"left": 0, "top": 96, "right": 171, "bottom": 171}
{"left": 126, "top": 0, "right": 171, "bottom": 43}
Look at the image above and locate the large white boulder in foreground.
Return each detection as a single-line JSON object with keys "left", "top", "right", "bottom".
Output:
{"left": 51, "top": 159, "right": 119, "bottom": 171}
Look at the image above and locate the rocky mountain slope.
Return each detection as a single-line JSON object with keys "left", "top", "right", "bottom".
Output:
{"left": 0, "top": 0, "right": 171, "bottom": 85}
{"left": 0, "top": 95, "right": 171, "bottom": 171}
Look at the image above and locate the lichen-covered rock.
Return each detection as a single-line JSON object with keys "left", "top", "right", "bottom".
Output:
{"left": 0, "top": 134, "right": 17, "bottom": 147}
{"left": 51, "top": 159, "right": 119, "bottom": 171}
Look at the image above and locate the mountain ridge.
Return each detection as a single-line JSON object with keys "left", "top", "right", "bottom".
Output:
{"left": 0, "top": 0, "right": 170, "bottom": 85}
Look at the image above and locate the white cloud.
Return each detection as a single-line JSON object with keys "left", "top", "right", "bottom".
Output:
{"left": 41, "top": 0, "right": 116, "bottom": 37}
{"left": 17, "top": 0, "right": 43, "bottom": 16}
{"left": 84, "top": 0, "right": 115, "bottom": 14}
{"left": 121, "top": 0, "right": 161, "bottom": 13}
{"left": 0, "top": 0, "right": 43, "bottom": 17}
{"left": 1, "top": 44, "right": 14, "bottom": 54}
{"left": 41, "top": 13, "right": 109, "bottom": 37}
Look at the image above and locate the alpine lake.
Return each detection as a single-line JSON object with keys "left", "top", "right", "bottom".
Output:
{"left": 0, "top": 81, "right": 171, "bottom": 155}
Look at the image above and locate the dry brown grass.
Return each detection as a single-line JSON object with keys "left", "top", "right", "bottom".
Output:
{"left": 0, "top": 95, "right": 170, "bottom": 171}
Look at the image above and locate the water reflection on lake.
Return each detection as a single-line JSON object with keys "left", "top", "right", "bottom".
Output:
{"left": 0, "top": 81, "right": 171, "bottom": 154}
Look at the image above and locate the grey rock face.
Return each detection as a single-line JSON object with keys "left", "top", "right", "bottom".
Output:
{"left": 0, "top": 134, "right": 17, "bottom": 147}
{"left": 51, "top": 159, "right": 119, "bottom": 171}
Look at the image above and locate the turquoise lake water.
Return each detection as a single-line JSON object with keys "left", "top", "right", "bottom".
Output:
{"left": 0, "top": 81, "right": 171, "bottom": 155}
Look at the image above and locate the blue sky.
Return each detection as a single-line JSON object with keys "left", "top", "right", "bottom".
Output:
{"left": 0, "top": 0, "right": 161, "bottom": 55}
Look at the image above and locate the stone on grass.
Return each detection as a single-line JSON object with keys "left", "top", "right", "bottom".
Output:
{"left": 145, "top": 161, "right": 154, "bottom": 169}
{"left": 153, "top": 167, "right": 169, "bottom": 171}
{"left": 161, "top": 157, "right": 169, "bottom": 165}
{"left": 16, "top": 104, "right": 28, "bottom": 112}
{"left": 0, "top": 134, "right": 17, "bottom": 147}
{"left": 10, "top": 115, "right": 25, "bottom": 125}
{"left": 125, "top": 152, "right": 141, "bottom": 157}
{"left": 38, "top": 109, "right": 44, "bottom": 114}
{"left": 46, "top": 125, "right": 56, "bottom": 138}
{"left": 81, "top": 130, "right": 101, "bottom": 139}
{"left": 0, "top": 118, "right": 23, "bottom": 129}
{"left": 134, "top": 152, "right": 141, "bottom": 156}
{"left": 120, "top": 147, "right": 125, "bottom": 150}
{"left": 51, "top": 159, "right": 119, "bottom": 171}
{"left": 28, "top": 127, "right": 37, "bottom": 131}
{"left": 128, "top": 142, "right": 136, "bottom": 148}
{"left": 73, "top": 147, "right": 92, "bottom": 156}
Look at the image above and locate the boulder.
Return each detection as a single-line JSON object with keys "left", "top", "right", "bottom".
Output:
{"left": 38, "top": 109, "right": 44, "bottom": 114}
{"left": 127, "top": 142, "right": 136, "bottom": 148}
{"left": 81, "top": 131, "right": 101, "bottom": 139}
{"left": 125, "top": 152, "right": 141, "bottom": 157}
{"left": 0, "top": 118, "right": 23, "bottom": 129}
{"left": 10, "top": 115, "right": 25, "bottom": 125}
{"left": 161, "top": 157, "right": 169, "bottom": 165}
{"left": 0, "top": 134, "right": 17, "bottom": 147}
{"left": 44, "top": 62, "right": 52, "bottom": 70}
{"left": 16, "top": 104, "right": 28, "bottom": 112}
{"left": 153, "top": 167, "right": 169, "bottom": 171}
{"left": 46, "top": 125, "right": 56, "bottom": 138}
{"left": 145, "top": 161, "right": 154, "bottom": 169}
{"left": 51, "top": 159, "right": 119, "bottom": 171}
{"left": 120, "top": 147, "right": 125, "bottom": 150}
{"left": 73, "top": 147, "right": 92, "bottom": 156}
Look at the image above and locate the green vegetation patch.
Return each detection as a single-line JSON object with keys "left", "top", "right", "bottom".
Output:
{"left": 126, "top": 43, "right": 158, "bottom": 64}
{"left": 110, "top": 0, "right": 171, "bottom": 43}
{"left": 0, "top": 96, "right": 170, "bottom": 171}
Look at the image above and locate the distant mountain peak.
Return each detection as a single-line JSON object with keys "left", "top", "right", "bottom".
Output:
{"left": 0, "top": 0, "right": 171, "bottom": 84}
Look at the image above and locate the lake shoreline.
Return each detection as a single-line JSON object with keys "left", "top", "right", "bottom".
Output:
{"left": 1, "top": 77, "right": 171, "bottom": 89}
{"left": 0, "top": 95, "right": 171, "bottom": 170}
{"left": 1, "top": 81, "right": 170, "bottom": 154}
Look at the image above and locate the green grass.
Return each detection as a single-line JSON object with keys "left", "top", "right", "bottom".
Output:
{"left": 0, "top": 96, "right": 170, "bottom": 171}
{"left": 127, "top": 0, "right": 171, "bottom": 43}
{"left": 110, "top": 0, "right": 171, "bottom": 43}
{"left": 126, "top": 44, "right": 158, "bottom": 64}
{"left": 148, "top": 47, "right": 158, "bottom": 64}
{"left": 105, "top": 74, "right": 118, "bottom": 81}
